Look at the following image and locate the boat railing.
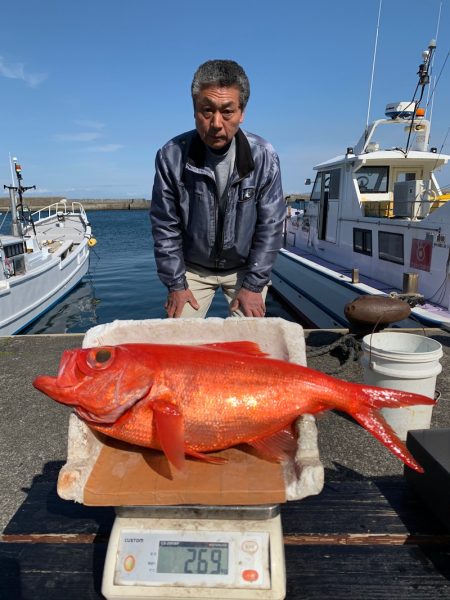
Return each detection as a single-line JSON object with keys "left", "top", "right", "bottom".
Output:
{"left": 70, "top": 201, "right": 89, "bottom": 223}
{"left": 31, "top": 199, "right": 88, "bottom": 223}
{"left": 431, "top": 194, "right": 450, "bottom": 212}
{"left": 361, "top": 196, "right": 449, "bottom": 219}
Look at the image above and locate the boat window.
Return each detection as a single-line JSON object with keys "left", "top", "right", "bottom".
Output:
{"left": 310, "top": 173, "right": 324, "bottom": 201}
{"left": 329, "top": 169, "right": 341, "bottom": 199}
{"left": 355, "top": 167, "right": 389, "bottom": 193}
{"left": 396, "top": 172, "right": 417, "bottom": 182}
{"left": 310, "top": 170, "right": 340, "bottom": 199}
{"left": 379, "top": 231, "right": 404, "bottom": 264}
{"left": 4, "top": 242, "right": 26, "bottom": 258}
{"left": 353, "top": 228, "right": 372, "bottom": 255}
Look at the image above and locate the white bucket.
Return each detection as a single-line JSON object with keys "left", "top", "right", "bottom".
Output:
{"left": 360, "top": 332, "right": 442, "bottom": 440}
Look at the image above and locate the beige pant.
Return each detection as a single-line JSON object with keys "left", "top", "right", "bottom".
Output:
{"left": 180, "top": 267, "right": 268, "bottom": 318}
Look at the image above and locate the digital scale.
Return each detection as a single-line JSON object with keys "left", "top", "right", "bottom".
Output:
{"left": 102, "top": 504, "right": 286, "bottom": 600}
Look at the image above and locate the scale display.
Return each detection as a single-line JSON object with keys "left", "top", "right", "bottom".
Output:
{"left": 157, "top": 540, "right": 229, "bottom": 575}
{"left": 114, "top": 529, "right": 270, "bottom": 589}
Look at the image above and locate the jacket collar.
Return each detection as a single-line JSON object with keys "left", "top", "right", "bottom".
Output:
{"left": 186, "top": 129, "right": 254, "bottom": 178}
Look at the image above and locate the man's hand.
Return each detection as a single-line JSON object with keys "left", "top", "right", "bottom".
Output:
{"left": 230, "top": 288, "right": 266, "bottom": 317}
{"left": 165, "top": 289, "right": 200, "bottom": 318}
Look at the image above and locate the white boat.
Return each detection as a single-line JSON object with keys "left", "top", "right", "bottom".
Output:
{"left": 272, "top": 41, "right": 450, "bottom": 329}
{"left": 0, "top": 160, "right": 94, "bottom": 335}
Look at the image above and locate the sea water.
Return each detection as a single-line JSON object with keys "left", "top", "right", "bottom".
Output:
{"left": 18, "top": 210, "right": 298, "bottom": 334}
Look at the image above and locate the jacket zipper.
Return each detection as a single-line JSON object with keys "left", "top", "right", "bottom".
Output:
{"left": 216, "top": 174, "right": 247, "bottom": 267}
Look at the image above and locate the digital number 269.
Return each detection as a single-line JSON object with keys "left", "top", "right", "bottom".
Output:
{"left": 184, "top": 548, "right": 222, "bottom": 574}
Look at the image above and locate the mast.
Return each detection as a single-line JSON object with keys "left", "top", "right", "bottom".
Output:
{"left": 405, "top": 39, "right": 436, "bottom": 153}
{"left": 3, "top": 158, "right": 36, "bottom": 237}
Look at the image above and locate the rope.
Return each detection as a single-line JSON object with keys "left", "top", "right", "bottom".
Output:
{"left": 306, "top": 333, "right": 362, "bottom": 375}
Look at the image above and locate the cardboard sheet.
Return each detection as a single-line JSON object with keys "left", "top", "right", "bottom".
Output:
{"left": 83, "top": 436, "right": 286, "bottom": 506}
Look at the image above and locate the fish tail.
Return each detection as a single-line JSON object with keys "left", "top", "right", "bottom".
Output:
{"left": 354, "top": 384, "right": 435, "bottom": 410}
{"left": 345, "top": 384, "right": 435, "bottom": 473}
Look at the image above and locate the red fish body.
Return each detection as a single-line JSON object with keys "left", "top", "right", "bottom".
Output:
{"left": 33, "top": 341, "right": 434, "bottom": 472}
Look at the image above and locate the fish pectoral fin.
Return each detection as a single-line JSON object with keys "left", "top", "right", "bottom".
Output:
{"left": 352, "top": 408, "right": 424, "bottom": 473}
{"left": 186, "top": 448, "right": 228, "bottom": 464}
{"left": 200, "top": 341, "right": 269, "bottom": 357}
{"left": 151, "top": 394, "right": 185, "bottom": 471}
{"left": 248, "top": 427, "right": 297, "bottom": 462}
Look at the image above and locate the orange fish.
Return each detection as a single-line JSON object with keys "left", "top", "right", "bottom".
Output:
{"left": 33, "top": 341, "right": 434, "bottom": 472}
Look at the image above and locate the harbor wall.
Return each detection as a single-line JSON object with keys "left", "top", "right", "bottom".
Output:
{"left": 1, "top": 193, "right": 311, "bottom": 212}
{"left": 0, "top": 197, "right": 151, "bottom": 211}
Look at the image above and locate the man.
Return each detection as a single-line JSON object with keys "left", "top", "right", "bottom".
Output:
{"left": 150, "top": 59, "right": 285, "bottom": 318}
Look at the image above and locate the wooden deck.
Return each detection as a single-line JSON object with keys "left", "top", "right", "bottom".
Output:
{"left": 1, "top": 466, "right": 450, "bottom": 598}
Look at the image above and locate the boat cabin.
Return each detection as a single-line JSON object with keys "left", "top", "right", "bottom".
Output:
{"left": 307, "top": 112, "right": 449, "bottom": 245}
{"left": 0, "top": 236, "right": 27, "bottom": 279}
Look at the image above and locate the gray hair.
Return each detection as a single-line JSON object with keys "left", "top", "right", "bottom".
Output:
{"left": 191, "top": 60, "right": 250, "bottom": 109}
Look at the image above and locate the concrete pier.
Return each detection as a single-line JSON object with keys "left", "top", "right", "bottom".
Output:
{"left": 1, "top": 327, "right": 450, "bottom": 598}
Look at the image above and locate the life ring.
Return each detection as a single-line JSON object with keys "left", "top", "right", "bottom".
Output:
{"left": 88, "top": 237, "right": 97, "bottom": 247}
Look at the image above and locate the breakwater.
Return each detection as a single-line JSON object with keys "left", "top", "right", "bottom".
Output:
{"left": 0, "top": 197, "right": 150, "bottom": 211}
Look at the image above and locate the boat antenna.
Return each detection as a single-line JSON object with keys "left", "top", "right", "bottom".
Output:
{"left": 405, "top": 39, "right": 436, "bottom": 154}
{"left": 365, "top": 0, "right": 383, "bottom": 130}
{"left": 425, "top": 48, "right": 450, "bottom": 173}
{"left": 427, "top": 49, "right": 450, "bottom": 105}
{"left": 427, "top": 0, "right": 443, "bottom": 128}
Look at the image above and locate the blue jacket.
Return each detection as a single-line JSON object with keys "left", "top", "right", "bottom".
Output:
{"left": 150, "top": 128, "right": 285, "bottom": 293}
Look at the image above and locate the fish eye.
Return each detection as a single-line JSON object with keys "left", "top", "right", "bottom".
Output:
{"left": 86, "top": 347, "right": 116, "bottom": 370}
{"left": 95, "top": 349, "right": 112, "bottom": 363}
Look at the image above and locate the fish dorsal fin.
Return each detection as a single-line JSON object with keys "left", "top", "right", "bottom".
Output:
{"left": 200, "top": 341, "right": 268, "bottom": 357}
{"left": 248, "top": 427, "right": 297, "bottom": 462}
{"left": 150, "top": 388, "right": 185, "bottom": 471}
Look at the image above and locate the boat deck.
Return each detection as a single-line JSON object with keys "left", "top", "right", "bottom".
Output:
{"left": 282, "top": 244, "right": 450, "bottom": 320}
{"left": 1, "top": 329, "right": 450, "bottom": 598}
{"left": 33, "top": 213, "right": 87, "bottom": 244}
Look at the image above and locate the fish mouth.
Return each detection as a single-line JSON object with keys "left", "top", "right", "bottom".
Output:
{"left": 33, "top": 374, "right": 73, "bottom": 405}
{"left": 33, "top": 374, "right": 56, "bottom": 393}
{"left": 33, "top": 349, "right": 88, "bottom": 406}
{"left": 33, "top": 373, "right": 119, "bottom": 423}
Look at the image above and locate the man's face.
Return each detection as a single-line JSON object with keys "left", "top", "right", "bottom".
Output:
{"left": 194, "top": 85, "right": 244, "bottom": 150}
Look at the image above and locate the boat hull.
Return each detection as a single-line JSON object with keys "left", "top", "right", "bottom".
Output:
{"left": 0, "top": 240, "right": 90, "bottom": 336}
{"left": 272, "top": 249, "right": 443, "bottom": 329}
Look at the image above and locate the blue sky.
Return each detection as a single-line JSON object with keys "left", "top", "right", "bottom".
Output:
{"left": 1, "top": 0, "right": 449, "bottom": 199}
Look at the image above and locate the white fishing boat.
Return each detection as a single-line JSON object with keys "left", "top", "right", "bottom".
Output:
{"left": 0, "top": 159, "right": 95, "bottom": 335}
{"left": 272, "top": 40, "right": 450, "bottom": 329}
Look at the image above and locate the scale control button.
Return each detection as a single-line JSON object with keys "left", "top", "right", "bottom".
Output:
{"left": 123, "top": 555, "right": 136, "bottom": 572}
{"left": 241, "top": 540, "right": 259, "bottom": 554}
{"left": 242, "top": 569, "right": 259, "bottom": 582}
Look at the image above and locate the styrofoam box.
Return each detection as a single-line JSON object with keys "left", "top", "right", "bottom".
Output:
{"left": 59, "top": 317, "right": 324, "bottom": 503}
